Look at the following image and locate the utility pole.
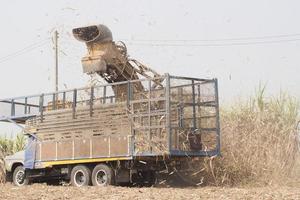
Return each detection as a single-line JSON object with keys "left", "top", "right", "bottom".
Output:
{"left": 54, "top": 30, "right": 59, "bottom": 92}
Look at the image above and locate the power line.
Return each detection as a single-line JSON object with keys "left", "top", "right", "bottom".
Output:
{"left": 61, "top": 32, "right": 300, "bottom": 43}
{"left": 0, "top": 38, "right": 50, "bottom": 64}
{"left": 121, "top": 33, "right": 300, "bottom": 42}
{"left": 60, "top": 32, "right": 300, "bottom": 46}
{"left": 127, "top": 38, "right": 300, "bottom": 47}
{"left": 0, "top": 38, "right": 50, "bottom": 59}
{"left": 2, "top": 32, "right": 297, "bottom": 63}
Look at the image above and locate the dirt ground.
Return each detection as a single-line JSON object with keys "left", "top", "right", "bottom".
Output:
{"left": 0, "top": 183, "right": 299, "bottom": 200}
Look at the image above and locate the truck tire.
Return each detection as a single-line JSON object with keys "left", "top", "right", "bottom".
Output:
{"left": 70, "top": 165, "right": 91, "bottom": 187}
{"left": 91, "top": 164, "right": 115, "bottom": 186}
{"left": 13, "top": 166, "right": 29, "bottom": 186}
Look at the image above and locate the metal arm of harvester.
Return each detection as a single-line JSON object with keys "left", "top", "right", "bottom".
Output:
{"left": 72, "top": 24, "right": 163, "bottom": 96}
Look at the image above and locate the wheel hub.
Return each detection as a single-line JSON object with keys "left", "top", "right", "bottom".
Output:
{"left": 74, "top": 170, "right": 86, "bottom": 186}
{"left": 96, "top": 170, "right": 107, "bottom": 185}
{"left": 16, "top": 170, "right": 25, "bottom": 185}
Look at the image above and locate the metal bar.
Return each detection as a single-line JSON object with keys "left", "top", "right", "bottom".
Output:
{"left": 173, "top": 116, "right": 198, "bottom": 120}
{"left": 192, "top": 80, "right": 197, "bottom": 129}
{"left": 129, "top": 97, "right": 166, "bottom": 104}
{"left": 170, "top": 82, "right": 201, "bottom": 90}
{"left": 178, "top": 87, "right": 184, "bottom": 128}
{"left": 127, "top": 81, "right": 131, "bottom": 107}
{"left": 52, "top": 93, "right": 56, "bottom": 110}
{"left": 24, "top": 97, "right": 28, "bottom": 115}
{"left": 178, "top": 87, "right": 183, "bottom": 103}
{"left": 181, "top": 102, "right": 216, "bottom": 107}
{"left": 90, "top": 87, "right": 94, "bottom": 117}
{"left": 11, "top": 99, "right": 15, "bottom": 116}
{"left": 169, "top": 75, "right": 213, "bottom": 82}
{"left": 197, "top": 84, "right": 203, "bottom": 147}
{"left": 197, "top": 84, "right": 201, "bottom": 124}
{"left": 127, "top": 82, "right": 135, "bottom": 156}
{"left": 131, "top": 112, "right": 166, "bottom": 118}
{"left": 62, "top": 92, "right": 66, "bottom": 109}
{"left": 200, "top": 115, "right": 216, "bottom": 119}
{"left": 0, "top": 75, "right": 167, "bottom": 102}
{"left": 0, "top": 100, "right": 39, "bottom": 108}
{"left": 72, "top": 89, "right": 77, "bottom": 119}
{"left": 214, "top": 79, "right": 221, "bottom": 155}
{"left": 133, "top": 125, "right": 166, "bottom": 130}
{"left": 103, "top": 86, "right": 106, "bottom": 104}
{"left": 39, "top": 94, "right": 44, "bottom": 122}
{"left": 170, "top": 126, "right": 216, "bottom": 134}
{"left": 165, "top": 74, "right": 171, "bottom": 152}
{"left": 169, "top": 149, "right": 218, "bottom": 157}
{"left": 148, "top": 79, "right": 152, "bottom": 152}
{"left": 178, "top": 106, "right": 184, "bottom": 128}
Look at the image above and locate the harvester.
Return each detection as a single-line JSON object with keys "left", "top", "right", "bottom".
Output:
{"left": 2, "top": 24, "right": 220, "bottom": 186}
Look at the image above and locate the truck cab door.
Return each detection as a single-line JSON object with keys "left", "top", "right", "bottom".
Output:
{"left": 24, "top": 136, "right": 36, "bottom": 169}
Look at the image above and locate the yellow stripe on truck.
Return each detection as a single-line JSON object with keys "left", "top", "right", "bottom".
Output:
{"left": 42, "top": 157, "right": 132, "bottom": 168}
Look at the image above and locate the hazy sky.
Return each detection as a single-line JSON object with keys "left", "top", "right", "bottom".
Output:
{"left": 0, "top": 0, "right": 299, "bottom": 135}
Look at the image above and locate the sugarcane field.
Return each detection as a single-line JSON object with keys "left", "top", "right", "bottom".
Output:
{"left": 0, "top": 1, "right": 299, "bottom": 200}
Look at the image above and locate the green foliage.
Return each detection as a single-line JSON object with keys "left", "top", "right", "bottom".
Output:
{"left": 254, "top": 81, "right": 267, "bottom": 112}
{"left": 0, "top": 134, "right": 26, "bottom": 183}
{"left": 14, "top": 134, "right": 26, "bottom": 153}
{"left": 0, "top": 134, "right": 26, "bottom": 156}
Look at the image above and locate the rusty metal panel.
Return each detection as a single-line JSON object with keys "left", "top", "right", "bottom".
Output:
{"left": 57, "top": 140, "right": 73, "bottom": 159}
{"left": 92, "top": 136, "right": 109, "bottom": 157}
{"left": 41, "top": 141, "right": 56, "bottom": 161}
{"left": 74, "top": 139, "right": 90, "bottom": 158}
{"left": 110, "top": 136, "right": 128, "bottom": 156}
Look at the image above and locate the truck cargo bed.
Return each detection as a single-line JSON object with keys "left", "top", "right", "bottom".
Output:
{"left": 0, "top": 74, "right": 220, "bottom": 169}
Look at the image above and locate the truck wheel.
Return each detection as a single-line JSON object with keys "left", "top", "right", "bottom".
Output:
{"left": 92, "top": 164, "right": 115, "bottom": 186}
{"left": 13, "top": 166, "right": 29, "bottom": 186}
{"left": 70, "top": 165, "right": 91, "bottom": 187}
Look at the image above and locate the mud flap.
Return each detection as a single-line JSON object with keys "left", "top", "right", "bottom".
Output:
{"left": 24, "top": 136, "right": 36, "bottom": 169}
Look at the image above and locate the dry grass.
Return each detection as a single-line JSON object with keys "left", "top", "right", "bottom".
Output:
{"left": 205, "top": 88, "right": 300, "bottom": 186}
{"left": 177, "top": 88, "right": 299, "bottom": 187}
{"left": 0, "top": 150, "right": 5, "bottom": 183}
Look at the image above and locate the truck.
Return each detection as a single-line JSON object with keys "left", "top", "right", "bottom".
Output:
{"left": 2, "top": 24, "right": 220, "bottom": 187}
